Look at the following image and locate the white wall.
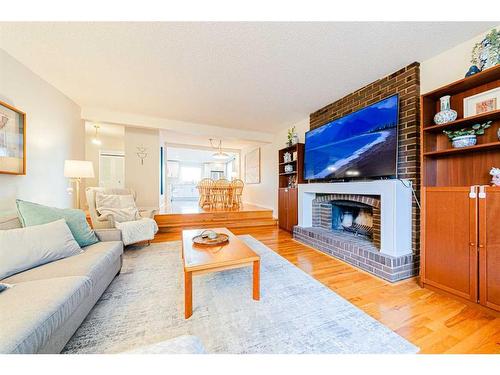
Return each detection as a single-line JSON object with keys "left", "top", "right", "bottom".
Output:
{"left": 242, "top": 118, "right": 309, "bottom": 215}
{"left": 124, "top": 127, "right": 160, "bottom": 208}
{"left": 421, "top": 26, "right": 500, "bottom": 94}
{"left": 0, "top": 49, "right": 84, "bottom": 212}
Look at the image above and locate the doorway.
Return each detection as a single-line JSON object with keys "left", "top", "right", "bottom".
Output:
{"left": 99, "top": 151, "right": 125, "bottom": 188}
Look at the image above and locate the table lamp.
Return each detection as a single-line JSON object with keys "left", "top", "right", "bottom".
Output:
{"left": 64, "top": 160, "right": 94, "bottom": 209}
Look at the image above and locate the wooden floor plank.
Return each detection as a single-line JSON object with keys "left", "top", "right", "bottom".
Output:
{"left": 153, "top": 225, "right": 500, "bottom": 354}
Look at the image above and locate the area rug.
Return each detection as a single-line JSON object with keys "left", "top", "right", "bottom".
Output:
{"left": 63, "top": 235, "right": 418, "bottom": 354}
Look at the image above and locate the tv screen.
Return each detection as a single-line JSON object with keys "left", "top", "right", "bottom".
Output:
{"left": 304, "top": 94, "right": 399, "bottom": 180}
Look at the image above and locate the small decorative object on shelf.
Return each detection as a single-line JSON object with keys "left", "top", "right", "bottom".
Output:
{"left": 463, "top": 87, "right": 500, "bottom": 117}
{"left": 284, "top": 164, "right": 293, "bottom": 173}
{"left": 490, "top": 167, "right": 500, "bottom": 186}
{"left": 287, "top": 126, "right": 299, "bottom": 146}
{"left": 283, "top": 152, "right": 292, "bottom": 163}
{"left": 471, "top": 28, "right": 500, "bottom": 71}
{"left": 465, "top": 65, "right": 481, "bottom": 77}
{"left": 498, "top": 127, "right": 500, "bottom": 141}
{"left": 288, "top": 175, "right": 297, "bottom": 188}
{"left": 443, "top": 120, "right": 492, "bottom": 148}
{"left": 292, "top": 151, "right": 297, "bottom": 161}
{"left": 434, "top": 95, "right": 458, "bottom": 124}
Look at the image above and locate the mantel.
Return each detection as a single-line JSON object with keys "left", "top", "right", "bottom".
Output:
{"left": 297, "top": 180, "right": 413, "bottom": 257}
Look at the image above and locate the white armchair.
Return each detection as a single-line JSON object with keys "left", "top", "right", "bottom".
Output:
{"left": 86, "top": 187, "right": 157, "bottom": 229}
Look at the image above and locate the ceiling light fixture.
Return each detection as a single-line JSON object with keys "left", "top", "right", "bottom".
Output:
{"left": 91, "top": 124, "right": 102, "bottom": 146}
{"left": 209, "top": 138, "right": 230, "bottom": 160}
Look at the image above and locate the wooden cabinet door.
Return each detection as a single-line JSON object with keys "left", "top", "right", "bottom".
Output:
{"left": 286, "top": 188, "right": 298, "bottom": 231}
{"left": 422, "top": 187, "right": 478, "bottom": 302}
{"left": 278, "top": 188, "right": 288, "bottom": 231}
{"left": 479, "top": 186, "right": 500, "bottom": 311}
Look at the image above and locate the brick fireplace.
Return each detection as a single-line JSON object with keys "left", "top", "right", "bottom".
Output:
{"left": 293, "top": 180, "right": 419, "bottom": 282}
{"left": 312, "top": 193, "right": 381, "bottom": 248}
{"left": 293, "top": 63, "right": 421, "bottom": 282}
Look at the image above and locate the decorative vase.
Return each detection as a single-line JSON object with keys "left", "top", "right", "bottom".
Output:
{"left": 291, "top": 133, "right": 299, "bottom": 145}
{"left": 434, "top": 95, "right": 458, "bottom": 125}
{"left": 465, "top": 65, "right": 481, "bottom": 77}
{"left": 451, "top": 134, "right": 477, "bottom": 148}
{"left": 284, "top": 164, "right": 293, "bottom": 173}
{"left": 283, "top": 152, "right": 292, "bottom": 163}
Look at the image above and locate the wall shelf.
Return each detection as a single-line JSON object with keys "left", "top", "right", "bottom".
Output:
{"left": 423, "top": 109, "right": 500, "bottom": 133}
{"left": 423, "top": 65, "right": 500, "bottom": 100}
{"left": 279, "top": 160, "right": 297, "bottom": 165}
{"left": 423, "top": 141, "right": 500, "bottom": 157}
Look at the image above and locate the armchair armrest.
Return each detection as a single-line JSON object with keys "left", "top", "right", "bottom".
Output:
{"left": 138, "top": 208, "right": 158, "bottom": 219}
{"left": 97, "top": 212, "right": 116, "bottom": 227}
{"left": 94, "top": 228, "right": 122, "bottom": 242}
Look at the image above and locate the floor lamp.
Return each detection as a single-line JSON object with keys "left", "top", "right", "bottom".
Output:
{"left": 64, "top": 160, "right": 95, "bottom": 209}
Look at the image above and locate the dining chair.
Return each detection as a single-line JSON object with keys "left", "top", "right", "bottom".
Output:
{"left": 214, "top": 179, "right": 230, "bottom": 208}
{"left": 197, "top": 178, "right": 215, "bottom": 208}
{"left": 230, "top": 179, "right": 244, "bottom": 207}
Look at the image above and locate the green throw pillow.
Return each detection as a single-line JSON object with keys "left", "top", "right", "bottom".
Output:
{"left": 16, "top": 199, "right": 99, "bottom": 247}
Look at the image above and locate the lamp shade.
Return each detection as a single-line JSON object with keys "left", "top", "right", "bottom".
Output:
{"left": 64, "top": 160, "right": 94, "bottom": 178}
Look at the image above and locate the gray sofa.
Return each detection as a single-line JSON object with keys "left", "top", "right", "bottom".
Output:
{"left": 0, "top": 215, "right": 123, "bottom": 354}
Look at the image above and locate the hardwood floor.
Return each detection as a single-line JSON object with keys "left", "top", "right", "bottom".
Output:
{"left": 153, "top": 226, "right": 500, "bottom": 354}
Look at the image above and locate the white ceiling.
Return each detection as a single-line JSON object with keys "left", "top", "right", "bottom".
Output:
{"left": 0, "top": 22, "right": 495, "bottom": 133}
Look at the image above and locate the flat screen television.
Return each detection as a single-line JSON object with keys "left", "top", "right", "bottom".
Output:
{"left": 304, "top": 94, "right": 399, "bottom": 181}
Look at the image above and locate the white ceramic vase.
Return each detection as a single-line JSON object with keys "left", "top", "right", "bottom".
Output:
{"left": 434, "top": 95, "right": 457, "bottom": 125}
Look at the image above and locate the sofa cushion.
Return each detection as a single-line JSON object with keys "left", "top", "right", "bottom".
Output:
{"left": 0, "top": 276, "right": 92, "bottom": 354}
{"left": 0, "top": 219, "right": 82, "bottom": 280}
{"left": 16, "top": 199, "right": 99, "bottom": 247}
{"left": 2, "top": 241, "right": 123, "bottom": 285}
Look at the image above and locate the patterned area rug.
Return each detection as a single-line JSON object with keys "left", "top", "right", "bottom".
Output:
{"left": 63, "top": 235, "right": 418, "bottom": 354}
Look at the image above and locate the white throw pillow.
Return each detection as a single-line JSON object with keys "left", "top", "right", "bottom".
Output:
{"left": 0, "top": 219, "right": 82, "bottom": 280}
{"left": 95, "top": 193, "right": 139, "bottom": 223}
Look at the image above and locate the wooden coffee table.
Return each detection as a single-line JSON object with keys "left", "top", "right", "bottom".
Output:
{"left": 181, "top": 227, "right": 260, "bottom": 319}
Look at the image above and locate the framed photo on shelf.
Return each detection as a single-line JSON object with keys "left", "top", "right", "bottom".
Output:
{"left": 463, "top": 87, "right": 500, "bottom": 118}
{"left": 0, "top": 100, "right": 26, "bottom": 175}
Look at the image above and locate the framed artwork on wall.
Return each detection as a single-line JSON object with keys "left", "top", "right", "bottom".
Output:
{"left": 0, "top": 100, "right": 26, "bottom": 175}
{"left": 463, "top": 87, "right": 500, "bottom": 117}
{"left": 245, "top": 147, "right": 261, "bottom": 184}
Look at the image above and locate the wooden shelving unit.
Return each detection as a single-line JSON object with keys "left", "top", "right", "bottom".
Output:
{"left": 420, "top": 65, "right": 500, "bottom": 312}
{"left": 421, "top": 64, "right": 500, "bottom": 187}
{"left": 278, "top": 143, "right": 305, "bottom": 232}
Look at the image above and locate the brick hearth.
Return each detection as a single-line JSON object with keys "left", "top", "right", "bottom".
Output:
{"left": 294, "top": 227, "right": 419, "bottom": 282}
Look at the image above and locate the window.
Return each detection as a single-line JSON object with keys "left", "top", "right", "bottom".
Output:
{"left": 180, "top": 166, "right": 202, "bottom": 183}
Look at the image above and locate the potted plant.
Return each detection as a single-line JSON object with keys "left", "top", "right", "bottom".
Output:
{"left": 287, "top": 126, "right": 298, "bottom": 147}
{"left": 443, "top": 121, "right": 492, "bottom": 148}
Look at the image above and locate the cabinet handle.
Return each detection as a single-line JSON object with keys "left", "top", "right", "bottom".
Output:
{"left": 470, "top": 242, "right": 475, "bottom": 246}
{"left": 479, "top": 244, "right": 485, "bottom": 248}
{"left": 479, "top": 185, "right": 486, "bottom": 199}
{"left": 469, "top": 186, "right": 477, "bottom": 199}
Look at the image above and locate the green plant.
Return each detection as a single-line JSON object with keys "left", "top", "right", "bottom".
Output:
{"left": 443, "top": 121, "right": 492, "bottom": 140}
{"left": 471, "top": 29, "right": 500, "bottom": 67}
{"left": 287, "top": 126, "right": 296, "bottom": 144}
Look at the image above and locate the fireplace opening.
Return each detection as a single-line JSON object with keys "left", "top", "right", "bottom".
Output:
{"left": 331, "top": 200, "right": 373, "bottom": 239}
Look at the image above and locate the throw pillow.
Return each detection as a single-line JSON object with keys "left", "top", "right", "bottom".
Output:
{"left": 16, "top": 199, "right": 99, "bottom": 247}
{"left": 96, "top": 193, "right": 140, "bottom": 223}
{"left": 0, "top": 219, "right": 82, "bottom": 280}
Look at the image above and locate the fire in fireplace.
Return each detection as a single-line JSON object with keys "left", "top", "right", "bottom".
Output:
{"left": 331, "top": 200, "right": 374, "bottom": 238}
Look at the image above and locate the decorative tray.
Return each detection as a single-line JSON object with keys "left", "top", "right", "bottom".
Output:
{"left": 192, "top": 231, "right": 229, "bottom": 246}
